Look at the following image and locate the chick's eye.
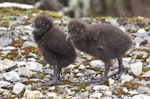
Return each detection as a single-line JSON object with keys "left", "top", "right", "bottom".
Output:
{"left": 74, "top": 28, "right": 80, "bottom": 33}
{"left": 37, "top": 23, "right": 45, "bottom": 29}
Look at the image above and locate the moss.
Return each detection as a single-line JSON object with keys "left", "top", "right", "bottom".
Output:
{"left": 112, "top": 87, "right": 129, "bottom": 96}
{"left": 145, "top": 77, "right": 150, "bottom": 81}
{"left": 63, "top": 69, "right": 71, "bottom": 74}
{"left": 21, "top": 46, "right": 39, "bottom": 55}
{"left": 140, "top": 40, "right": 148, "bottom": 46}
{"left": 86, "top": 66, "right": 104, "bottom": 72}
{"left": 45, "top": 11, "right": 62, "bottom": 18}
{"left": 38, "top": 59, "right": 47, "bottom": 66}
{"left": 142, "top": 67, "right": 150, "bottom": 72}
{"left": 122, "top": 81, "right": 142, "bottom": 90}
{"left": 5, "top": 49, "right": 19, "bottom": 60}
{"left": 9, "top": 39, "right": 24, "bottom": 48}
{"left": 41, "top": 86, "right": 49, "bottom": 90}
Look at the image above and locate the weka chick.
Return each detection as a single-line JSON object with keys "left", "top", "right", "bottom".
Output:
{"left": 33, "top": 14, "right": 76, "bottom": 86}
{"left": 66, "top": 19, "right": 132, "bottom": 84}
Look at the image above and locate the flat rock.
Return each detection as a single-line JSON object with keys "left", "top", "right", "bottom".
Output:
{"left": 90, "top": 93, "right": 102, "bottom": 98}
{"left": 23, "top": 90, "right": 44, "bottom": 99}
{"left": 12, "top": 82, "right": 25, "bottom": 94}
{"left": 3, "top": 71, "right": 20, "bottom": 82}
{"left": 26, "top": 62, "right": 43, "bottom": 72}
{"left": 0, "top": 37, "right": 12, "bottom": 47}
{"left": 46, "top": 92, "right": 57, "bottom": 98}
{"left": 0, "top": 81, "right": 11, "bottom": 87}
{"left": 137, "top": 86, "right": 150, "bottom": 95}
{"left": 18, "top": 67, "right": 36, "bottom": 78}
{"left": 0, "top": 59, "right": 17, "bottom": 71}
{"left": 131, "top": 94, "right": 150, "bottom": 99}
{"left": 126, "top": 60, "right": 142, "bottom": 76}
{"left": 142, "top": 71, "right": 150, "bottom": 77}
{"left": 121, "top": 74, "right": 134, "bottom": 82}
{"left": 89, "top": 60, "right": 105, "bottom": 68}
{"left": 22, "top": 41, "right": 37, "bottom": 48}
{"left": 93, "top": 85, "right": 109, "bottom": 91}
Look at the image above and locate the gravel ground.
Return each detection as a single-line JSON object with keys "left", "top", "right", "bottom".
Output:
{"left": 0, "top": 2, "right": 150, "bottom": 99}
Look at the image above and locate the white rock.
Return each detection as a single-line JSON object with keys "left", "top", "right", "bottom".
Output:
{"left": 137, "top": 86, "right": 150, "bottom": 94}
{"left": 85, "top": 69, "right": 96, "bottom": 75}
{"left": 123, "top": 87, "right": 128, "bottom": 93}
{"left": 108, "top": 78, "right": 115, "bottom": 86}
{"left": 46, "top": 92, "right": 57, "bottom": 98}
{"left": 126, "top": 60, "right": 142, "bottom": 76}
{"left": 0, "top": 37, "right": 12, "bottom": 47}
{"left": 83, "top": 53, "right": 93, "bottom": 60}
{"left": 18, "top": 67, "right": 35, "bottom": 78}
{"left": 0, "top": 74, "right": 3, "bottom": 79}
{"left": 137, "top": 28, "right": 146, "bottom": 33}
{"left": 12, "top": 82, "right": 25, "bottom": 94}
{"left": 89, "top": 60, "right": 105, "bottom": 68}
{"left": 22, "top": 41, "right": 37, "bottom": 48}
{"left": 121, "top": 74, "right": 134, "bottom": 82}
{"left": 26, "top": 62, "right": 43, "bottom": 72}
{"left": 123, "top": 57, "right": 132, "bottom": 66}
{"left": 123, "top": 57, "right": 132, "bottom": 62}
{"left": 48, "top": 86, "right": 55, "bottom": 90}
{"left": 0, "top": 2, "right": 33, "bottom": 9}
{"left": 76, "top": 57, "right": 86, "bottom": 65}
{"left": 1, "top": 46, "right": 16, "bottom": 50}
{"left": 105, "top": 18, "right": 119, "bottom": 26}
{"left": 80, "top": 92, "right": 89, "bottom": 99}
{"left": 129, "top": 90, "right": 138, "bottom": 95}
{"left": 104, "top": 90, "right": 112, "bottom": 96}
{"left": 3, "top": 71, "right": 20, "bottom": 81}
{"left": 76, "top": 73, "right": 84, "bottom": 77}
{"left": 90, "top": 93, "right": 102, "bottom": 98}
{"left": 27, "top": 58, "right": 36, "bottom": 62}
{"left": 131, "top": 94, "right": 150, "bottom": 99}
{"left": 93, "top": 85, "right": 109, "bottom": 91}
{"left": 0, "top": 88, "right": 9, "bottom": 94}
{"left": 146, "top": 59, "right": 150, "bottom": 63}
{"left": 142, "top": 71, "right": 150, "bottom": 77}
{"left": 119, "top": 26, "right": 126, "bottom": 32}
{"left": 17, "top": 61, "right": 26, "bottom": 66}
{"left": 68, "top": 64, "right": 76, "bottom": 69}
{"left": 0, "top": 59, "right": 17, "bottom": 71}
{"left": 79, "top": 64, "right": 86, "bottom": 69}
{"left": 101, "top": 96, "right": 112, "bottom": 99}
{"left": 0, "top": 81, "right": 10, "bottom": 87}
{"left": 23, "top": 90, "right": 44, "bottom": 99}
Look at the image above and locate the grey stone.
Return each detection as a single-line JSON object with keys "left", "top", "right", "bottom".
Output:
{"left": 142, "top": 71, "right": 150, "bottom": 77}
{"left": 12, "top": 82, "right": 25, "bottom": 94}
{"left": 0, "top": 59, "right": 17, "bottom": 71}
{"left": 0, "top": 37, "right": 12, "bottom": 47}
{"left": 18, "top": 67, "right": 36, "bottom": 78}
{"left": 0, "top": 81, "right": 11, "bottom": 87}
{"left": 22, "top": 41, "right": 37, "bottom": 48}
{"left": 93, "top": 85, "right": 109, "bottom": 91}
{"left": 89, "top": 60, "right": 105, "bottom": 68}
{"left": 46, "top": 92, "right": 57, "bottom": 98}
{"left": 137, "top": 86, "right": 150, "bottom": 95}
{"left": 126, "top": 60, "right": 142, "bottom": 76}
{"left": 131, "top": 94, "right": 150, "bottom": 99}
{"left": 23, "top": 90, "right": 44, "bottom": 99}
{"left": 90, "top": 93, "right": 102, "bottom": 98}
{"left": 26, "top": 62, "right": 43, "bottom": 72}
{"left": 3, "top": 71, "right": 20, "bottom": 81}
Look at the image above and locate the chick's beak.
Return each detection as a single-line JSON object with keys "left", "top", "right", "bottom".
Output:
{"left": 32, "top": 28, "right": 40, "bottom": 34}
{"left": 32, "top": 29, "right": 37, "bottom": 34}
{"left": 65, "top": 32, "right": 72, "bottom": 41}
